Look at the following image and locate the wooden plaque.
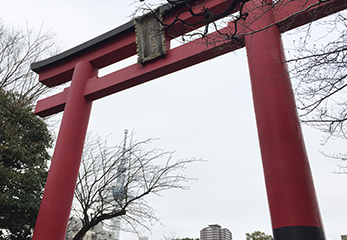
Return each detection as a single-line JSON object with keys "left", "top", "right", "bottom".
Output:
{"left": 134, "top": 8, "right": 167, "bottom": 64}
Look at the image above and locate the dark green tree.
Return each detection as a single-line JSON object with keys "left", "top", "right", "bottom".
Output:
{"left": 246, "top": 231, "right": 273, "bottom": 240}
{"left": 0, "top": 89, "right": 52, "bottom": 239}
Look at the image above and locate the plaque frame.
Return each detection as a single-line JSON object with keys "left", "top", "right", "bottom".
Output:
{"left": 134, "top": 8, "right": 167, "bottom": 64}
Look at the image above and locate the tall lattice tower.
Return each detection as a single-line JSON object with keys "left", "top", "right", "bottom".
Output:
{"left": 112, "top": 129, "right": 128, "bottom": 240}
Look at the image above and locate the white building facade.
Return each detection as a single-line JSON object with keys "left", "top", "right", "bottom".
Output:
{"left": 200, "top": 224, "right": 232, "bottom": 240}
{"left": 65, "top": 217, "right": 116, "bottom": 240}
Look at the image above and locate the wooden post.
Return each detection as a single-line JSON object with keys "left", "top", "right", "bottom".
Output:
{"left": 32, "top": 61, "right": 97, "bottom": 240}
{"left": 245, "top": 1, "right": 325, "bottom": 239}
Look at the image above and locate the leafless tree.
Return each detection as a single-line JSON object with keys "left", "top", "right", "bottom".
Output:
{"left": 134, "top": 0, "right": 347, "bottom": 169}
{"left": 288, "top": 12, "right": 347, "bottom": 137}
{"left": 286, "top": 11, "right": 347, "bottom": 170}
{"left": 132, "top": 0, "right": 254, "bottom": 46}
{"left": 68, "top": 133, "right": 200, "bottom": 240}
{"left": 132, "top": 0, "right": 328, "bottom": 46}
{"left": 161, "top": 234, "right": 199, "bottom": 240}
{"left": 0, "top": 20, "right": 56, "bottom": 104}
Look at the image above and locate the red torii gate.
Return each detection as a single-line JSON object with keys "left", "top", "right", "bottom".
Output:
{"left": 31, "top": 0, "right": 347, "bottom": 239}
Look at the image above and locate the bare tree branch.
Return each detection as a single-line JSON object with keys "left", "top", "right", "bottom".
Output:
{"left": 68, "top": 133, "right": 202, "bottom": 240}
{"left": 0, "top": 20, "right": 57, "bottom": 105}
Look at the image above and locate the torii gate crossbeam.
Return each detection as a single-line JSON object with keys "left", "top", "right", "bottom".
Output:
{"left": 31, "top": 0, "right": 347, "bottom": 239}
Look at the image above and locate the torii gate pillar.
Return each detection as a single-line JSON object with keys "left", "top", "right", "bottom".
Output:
{"left": 30, "top": 0, "right": 347, "bottom": 239}
{"left": 245, "top": 1, "right": 325, "bottom": 239}
{"left": 32, "top": 62, "right": 97, "bottom": 240}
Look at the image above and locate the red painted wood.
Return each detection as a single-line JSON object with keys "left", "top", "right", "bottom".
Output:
{"left": 34, "top": 28, "right": 243, "bottom": 117}
{"left": 34, "top": 0, "right": 347, "bottom": 116}
{"left": 37, "top": 0, "right": 239, "bottom": 87}
{"left": 245, "top": 0, "right": 324, "bottom": 231}
{"left": 38, "top": 31, "right": 136, "bottom": 87}
{"left": 163, "top": 0, "right": 241, "bottom": 38}
{"left": 32, "top": 61, "right": 97, "bottom": 240}
{"left": 31, "top": 1, "right": 347, "bottom": 239}
{"left": 273, "top": 0, "right": 347, "bottom": 33}
{"left": 34, "top": 88, "right": 68, "bottom": 117}
{"left": 84, "top": 34, "right": 240, "bottom": 100}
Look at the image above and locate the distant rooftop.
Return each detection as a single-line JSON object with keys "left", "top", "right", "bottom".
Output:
{"left": 209, "top": 224, "right": 222, "bottom": 228}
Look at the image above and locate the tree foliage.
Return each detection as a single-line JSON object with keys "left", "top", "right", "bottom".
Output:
{"left": 68, "top": 133, "right": 200, "bottom": 240}
{"left": 0, "top": 20, "right": 55, "bottom": 239}
{"left": 246, "top": 231, "right": 273, "bottom": 240}
{"left": 0, "top": 90, "right": 52, "bottom": 239}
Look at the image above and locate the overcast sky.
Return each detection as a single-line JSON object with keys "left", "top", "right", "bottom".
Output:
{"left": 1, "top": 1, "right": 347, "bottom": 240}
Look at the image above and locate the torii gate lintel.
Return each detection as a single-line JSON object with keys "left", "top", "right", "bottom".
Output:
{"left": 31, "top": 0, "right": 347, "bottom": 239}
{"left": 33, "top": 0, "right": 346, "bottom": 118}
